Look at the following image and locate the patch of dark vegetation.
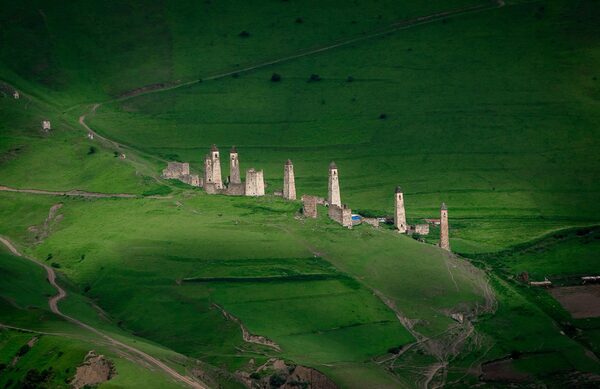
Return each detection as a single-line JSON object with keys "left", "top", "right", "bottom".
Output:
{"left": 0, "top": 145, "right": 26, "bottom": 164}
{"left": 307, "top": 74, "right": 321, "bottom": 82}
{"left": 379, "top": 113, "right": 387, "bottom": 119}
{"left": 142, "top": 185, "right": 172, "bottom": 197}
{"left": 238, "top": 30, "right": 250, "bottom": 38}
{"left": 270, "top": 73, "right": 281, "bottom": 82}
{"left": 45, "top": 253, "right": 53, "bottom": 261}
{"left": 51, "top": 262, "right": 61, "bottom": 268}
{"left": 295, "top": 17, "right": 303, "bottom": 24}
{"left": 183, "top": 273, "right": 343, "bottom": 283}
{"left": 87, "top": 146, "right": 97, "bottom": 155}
{"left": 346, "top": 75, "right": 354, "bottom": 82}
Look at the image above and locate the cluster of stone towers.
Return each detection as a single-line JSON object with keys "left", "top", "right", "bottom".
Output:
{"left": 203, "top": 145, "right": 265, "bottom": 196}
{"left": 393, "top": 186, "right": 450, "bottom": 251}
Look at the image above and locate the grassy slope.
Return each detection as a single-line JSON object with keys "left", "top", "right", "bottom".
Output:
{"left": 0, "top": 246, "right": 199, "bottom": 389}
{"left": 86, "top": 0, "right": 600, "bottom": 253}
{"left": 0, "top": 191, "right": 488, "bottom": 387}
{"left": 0, "top": 0, "right": 480, "bottom": 105}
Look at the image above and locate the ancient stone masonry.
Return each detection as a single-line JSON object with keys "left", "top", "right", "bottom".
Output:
{"left": 161, "top": 162, "right": 201, "bottom": 187}
{"left": 439, "top": 202, "right": 450, "bottom": 251}
{"left": 328, "top": 204, "right": 352, "bottom": 228}
{"left": 415, "top": 224, "right": 430, "bottom": 235}
{"left": 209, "top": 144, "right": 223, "bottom": 189}
{"left": 245, "top": 168, "right": 265, "bottom": 196}
{"left": 283, "top": 159, "right": 296, "bottom": 200}
{"left": 13, "top": 91, "right": 19, "bottom": 99}
{"left": 362, "top": 217, "right": 380, "bottom": 228}
{"left": 302, "top": 195, "right": 318, "bottom": 218}
{"left": 328, "top": 161, "right": 341, "bottom": 207}
{"left": 41, "top": 120, "right": 51, "bottom": 132}
{"left": 225, "top": 146, "right": 245, "bottom": 195}
{"left": 394, "top": 186, "right": 407, "bottom": 233}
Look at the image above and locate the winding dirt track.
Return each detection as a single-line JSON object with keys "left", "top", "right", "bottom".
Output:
{"left": 0, "top": 236, "right": 206, "bottom": 389}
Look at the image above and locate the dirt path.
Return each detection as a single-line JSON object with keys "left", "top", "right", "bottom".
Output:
{"left": 0, "top": 185, "right": 171, "bottom": 200}
{"left": 77, "top": 0, "right": 506, "bottom": 155}
{"left": 0, "top": 236, "right": 206, "bottom": 389}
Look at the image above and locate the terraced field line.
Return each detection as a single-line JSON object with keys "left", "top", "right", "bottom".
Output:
{"left": 0, "top": 236, "right": 206, "bottom": 389}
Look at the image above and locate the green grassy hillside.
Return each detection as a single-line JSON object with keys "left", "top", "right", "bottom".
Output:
{"left": 84, "top": 0, "right": 600, "bottom": 252}
{"left": 1, "top": 0, "right": 599, "bottom": 387}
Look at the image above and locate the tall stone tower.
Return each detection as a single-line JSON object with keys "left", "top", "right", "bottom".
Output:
{"left": 328, "top": 162, "right": 341, "bottom": 207}
{"left": 210, "top": 144, "right": 223, "bottom": 189}
{"left": 229, "top": 146, "right": 241, "bottom": 184}
{"left": 394, "top": 186, "right": 407, "bottom": 233}
{"left": 440, "top": 203, "right": 450, "bottom": 251}
{"left": 245, "top": 169, "right": 265, "bottom": 196}
{"left": 283, "top": 159, "right": 296, "bottom": 200}
{"left": 203, "top": 154, "right": 213, "bottom": 185}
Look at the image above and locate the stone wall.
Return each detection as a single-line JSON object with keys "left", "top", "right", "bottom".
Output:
{"left": 302, "top": 195, "right": 318, "bottom": 218}
{"left": 415, "top": 224, "right": 429, "bottom": 235}
{"left": 162, "top": 162, "right": 190, "bottom": 179}
{"left": 225, "top": 183, "right": 245, "bottom": 196}
{"left": 328, "top": 204, "right": 352, "bottom": 228}
{"left": 245, "top": 168, "right": 265, "bottom": 196}
{"left": 362, "top": 218, "right": 380, "bottom": 228}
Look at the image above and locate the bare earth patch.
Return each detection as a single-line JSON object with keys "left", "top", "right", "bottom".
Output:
{"left": 481, "top": 358, "right": 530, "bottom": 382}
{"left": 549, "top": 285, "right": 600, "bottom": 318}
{"left": 71, "top": 350, "right": 116, "bottom": 389}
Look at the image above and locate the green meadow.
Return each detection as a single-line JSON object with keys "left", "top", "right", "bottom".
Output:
{"left": 0, "top": 0, "right": 599, "bottom": 387}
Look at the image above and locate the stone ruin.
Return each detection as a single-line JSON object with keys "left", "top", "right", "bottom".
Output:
{"left": 302, "top": 195, "right": 319, "bottom": 218}
{"left": 439, "top": 202, "right": 450, "bottom": 251}
{"left": 161, "top": 161, "right": 201, "bottom": 187}
{"left": 245, "top": 168, "right": 265, "bottom": 196}
{"left": 13, "top": 91, "right": 19, "bottom": 99}
{"left": 87, "top": 132, "right": 94, "bottom": 140}
{"left": 328, "top": 203, "right": 353, "bottom": 228}
{"left": 283, "top": 159, "right": 296, "bottom": 200}
{"left": 41, "top": 120, "right": 51, "bottom": 132}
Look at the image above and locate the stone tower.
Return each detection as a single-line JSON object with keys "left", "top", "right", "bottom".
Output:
{"left": 440, "top": 202, "right": 450, "bottom": 251}
{"left": 210, "top": 144, "right": 223, "bottom": 189}
{"left": 394, "top": 186, "right": 407, "bottom": 233}
{"left": 203, "top": 154, "right": 213, "bottom": 185}
{"left": 245, "top": 169, "right": 265, "bottom": 196}
{"left": 328, "top": 162, "right": 341, "bottom": 207}
{"left": 229, "top": 146, "right": 241, "bottom": 184}
{"left": 283, "top": 159, "right": 296, "bottom": 200}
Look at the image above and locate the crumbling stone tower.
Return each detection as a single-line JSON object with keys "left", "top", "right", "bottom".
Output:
{"left": 394, "top": 186, "right": 407, "bottom": 233}
{"left": 229, "top": 146, "right": 241, "bottom": 184}
{"left": 283, "top": 159, "right": 296, "bottom": 200}
{"left": 210, "top": 144, "right": 223, "bottom": 189}
{"left": 204, "top": 154, "right": 213, "bottom": 185}
{"left": 440, "top": 203, "right": 450, "bottom": 251}
{"left": 245, "top": 169, "right": 265, "bottom": 196}
{"left": 328, "top": 162, "right": 341, "bottom": 207}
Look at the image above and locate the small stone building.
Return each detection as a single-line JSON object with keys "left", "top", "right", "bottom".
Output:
{"left": 162, "top": 162, "right": 190, "bottom": 179}
{"left": 41, "top": 120, "right": 51, "bottom": 132}
{"left": 415, "top": 224, "right": 430, "bottom": 235}
{"left": 302, "top": 195, "right": 318, "bottom": 218}
{"left": 328, "top": 204, "right": 352, "bottom": 228}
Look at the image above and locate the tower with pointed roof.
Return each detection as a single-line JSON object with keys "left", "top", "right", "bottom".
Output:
{"left": 283, "top": 159, "right": 296, "bottom": 200}
{"left": 440, "top": 203, "right": 450, "bottom": 251}
{"left": 229, "top": 146, "right": 241, "bottom": 185}
{"left": 394, "top": 186, "right": 407, "bottom": 233}
{"left": 210, "top": 144, "right": 223, "bottom": 189}
{"left": 328, "top": 161, "right": 341, "bottom": 207}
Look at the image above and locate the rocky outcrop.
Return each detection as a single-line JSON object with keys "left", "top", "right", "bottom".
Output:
{"left": 70, "top": 350, "right": 116, "bottom": 389}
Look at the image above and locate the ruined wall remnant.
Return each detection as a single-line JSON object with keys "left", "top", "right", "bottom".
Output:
{"left": 13, "top": 91, "right": 19, "bottom": 99}
{"left": 328, "top": 204, "right": 352, "bottom": 228}
{"left": 362, "top": 217, "right": 380, "bottom": 228}
{"left": 394, "top": 186, "right": 407, "bottom": 233}
{"left": 439, "top": 202, "right": 450, "bottom": 250}
{"left": 328, "top": 161, "right": 341, "bottom": 207}
{"left": 245, "top": 168, "right": 265, "bottom": 196}
{"left": 302, "top": 195, "right": 318, "bottom": 218}
{"left": 162, "top": 162, "right": 190, "bottom": 179}
{"left": 415, "top": 224, "right": 429, "bottom": 235}
{"left": 283, "top": 159, "right": 296, "bottom": 200}
{"left": 161, "top": 162, "right": 201, "bottom": 187}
